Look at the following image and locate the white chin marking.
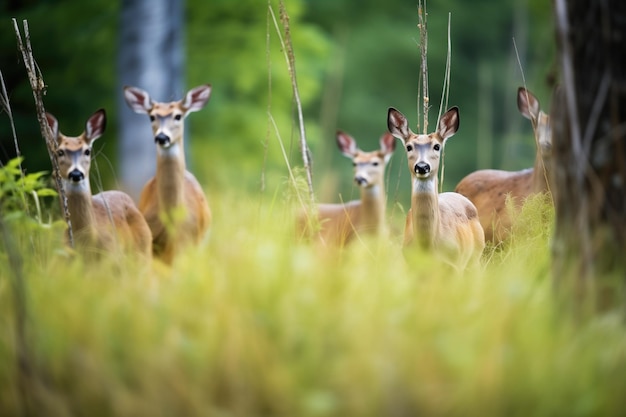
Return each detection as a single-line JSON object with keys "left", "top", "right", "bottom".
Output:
{"left": 413, "top": 178, "right": 435, "bottom": 193}
{"left": 365, "top": 184, "right": 380, "bottom": 196}
{"left": 63, "top": 179, "right": 89, "bottom": 193}
{"left": 158, "top": 142, "right": 181, "bottom": 158}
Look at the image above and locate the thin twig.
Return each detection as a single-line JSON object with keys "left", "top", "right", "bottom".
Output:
{"left": 438, "top": 13, "right": 452, "bottom": 124}
{"left": 0, "top": 72, "right": 23, "bottom": 166}
{"left": 262, "top": 0, "right": 273, "bottom": 196}
{"left": 0, "top": 71, "right": 30, "bottom": 215}
{"left": 268, "top": 112, "right": 308, "bottom": 213}
{"left": 418, "top": 0, "right": 429, "bottom": 134}
{"left": 269, "top": 1, "right": 315, "bottom": 204}
{"left": 439, "top": 12, "right": 452, "bottom": 192}
{"left": 12, "top": 18, "right": 74, "bottom": 248}
{"left": 512, "top": 38, "right": 528, "bottom": 92}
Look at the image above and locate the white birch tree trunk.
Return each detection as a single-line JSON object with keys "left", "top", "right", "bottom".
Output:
{"left": 117, "top": 0, "right": 184, "bottom": 200}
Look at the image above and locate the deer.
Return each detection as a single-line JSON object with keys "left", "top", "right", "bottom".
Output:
{"left": 454, "top": 87, "right": 552, "bottom": 245}
{"left": 46, "top": 109, "right": 152, "bottom": 259}
{"left": 123, "top": 84, "right": 212, "bottom": 264}
{"left": 387, "top": 106, "right": 485, "bottom": 270}
{"left": 297, "top": 131, "right": 396, "bottom": 246}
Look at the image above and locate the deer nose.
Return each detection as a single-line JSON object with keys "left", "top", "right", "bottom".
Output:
{"left": 354, "top": 175, "right": 368, "bottom": 187}
{"left": 155, "top": 133, "right": 170, "bottom": 146}
{"left": 415, "top": 162, "right": 430, "bottom": 175}
{"left": 68, "top": 169, "right": 84, "bottom": 182}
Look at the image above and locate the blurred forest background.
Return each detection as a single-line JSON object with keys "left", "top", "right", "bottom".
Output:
{"left": 0, "top": 0, "right": 554, "bottom": 211}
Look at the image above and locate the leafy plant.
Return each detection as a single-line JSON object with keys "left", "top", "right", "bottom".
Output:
{"left": 0, "top": 156, "right": 57, "bottom": 224}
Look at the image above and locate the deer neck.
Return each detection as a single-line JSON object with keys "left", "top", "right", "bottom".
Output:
{"left": 532, "top": 152, "right": 550, "bottom": 193}
{"left": 360, "top": 183, "right": 386, "bottom": 234}
{"left": 411, "top": 177, "right": 439, "bottom": 249}
{"left": 156, "top": 141, "right": 187, "bottom": 210}
{"left": 65, "top": 182, "right": 98, "bottom": 241}
{"left": 531, "top": 112, "right": 552, "bottom": 194}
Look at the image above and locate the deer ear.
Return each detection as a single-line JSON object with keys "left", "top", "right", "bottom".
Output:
{"left": 123, "top": 86, "right": 152, "bottom": 114}
{"left": 517, "top": 87, "right": 540, "bottom": 124}
{"left": 85, "top": 109, "right": 107, "bottom": 144}
{"left": 387, "top": 108, "right": 409, "bottom": 141}
{"left": 380, "top": 132, "right": 396, "bottom": 155}
{"left": 183, "top": 84, "right": 212, "bottom": 113}
{"left": 438, "top": 106, "right": 459, "bottom": 141}
{"left": 379, "top": 132, "right": 396, "bottom": 163}
{"left": 45, "top": 112, "right": 59, "bottom": 143}
{"left": 336, "top": 131, "right": 358, "bottom": 157}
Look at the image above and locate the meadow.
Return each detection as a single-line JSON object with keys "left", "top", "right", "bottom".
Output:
{"left": 2, "top": 179, "right": 626, "bottom": 417}
{"left": 2, "top": 5, "right": 625, "bottom": 415}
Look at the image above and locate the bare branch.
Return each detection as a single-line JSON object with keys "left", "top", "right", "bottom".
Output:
{"left": 439, "top": 12, "right": 452, "bottom": 192}
{"left": 12, "top": 18, "right": 74, "bottom": 248}
{"left": 269, "top": 2, "right": 315, "bottom": 205}
{"left": 0, "top": 71, "right": 31, "bottom": 215}
{"left": 417, "top": 0, "right": 429, "bottom": 134}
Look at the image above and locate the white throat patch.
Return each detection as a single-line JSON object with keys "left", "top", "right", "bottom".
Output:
{"left": 412, "top": 177, "right": 436, "bottom": 194}
{"left": 157, "top": 141, "right": 182, "bottom": 158}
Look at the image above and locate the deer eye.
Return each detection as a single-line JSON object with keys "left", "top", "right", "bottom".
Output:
{"left": 174, "top": 114, "right": 182, "bottom": 121}
{"left": 433, "top": 144, "right": 441, "bottom": 151}
{"left": 149, "top": 115, "right": 156, "bottom": 122}
{"left": 56, "top": 149, "right": 65, "bottom": 157}
{"left": 372, "top": 161, "right": 379, "bottom": 166}
{"left": 84, "top": 148, "right": 91, "bottom": 156}
{"left": 406, "top": 144, "right": 413, "bottom": 152}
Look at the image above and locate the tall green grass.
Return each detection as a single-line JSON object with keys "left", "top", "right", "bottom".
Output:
{"left": 1, "top": 187, "right": 626, "bottom": 417}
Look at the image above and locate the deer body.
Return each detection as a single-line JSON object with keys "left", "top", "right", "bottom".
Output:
{"left": 47, "top": 110, "right": 152, "bottom": 258}
{"left": 299, "top": 132, "right": 395, "bottom": 246}
{"left": 454, "top": 87, "right": 552, "bottom": 244}
{"left": 124, "top": 85, "right": 212, "bottom": 264}
{"left": 388, "top": 107, "right": 485, "bottom": 269}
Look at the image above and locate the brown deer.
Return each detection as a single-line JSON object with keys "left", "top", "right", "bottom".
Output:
{"left": 387, "top": 106, "right": 485, "bottom": 269}
{"left": 298, "top": 131, "right": 396, "bottom": 246}
{"left": 47, "top": 109, "right": 152, "bottom": 259}
{"left": 123, "top": 84, "right": 212, "bottom": 264}
{"left": 454, "top": 87, "right": 552, "bottom": 244}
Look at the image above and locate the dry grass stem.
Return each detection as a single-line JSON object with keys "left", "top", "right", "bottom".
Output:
{"left": 417, "top": 0, "right": 429, "bottom": 134}
{"left": 12, "top": 18, "right": 74, "bottom": 247}
{"left": 268, "top": 1, "right": 315, "bottom": 205}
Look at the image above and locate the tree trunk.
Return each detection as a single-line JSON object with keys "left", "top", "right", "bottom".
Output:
{"left": 117, "top": 0, "right": 184, "bottom": 200}
{"left": 552, "top": 0, "right": 626, "bottom": 308}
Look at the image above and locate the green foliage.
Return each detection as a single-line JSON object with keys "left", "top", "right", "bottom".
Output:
{"left": 0, "top": 0, "right": 118, "bottom": 175}
{"left": 0, "top": 156, "right": 66, "bottom": 271}
{"left": 1, "top": 0, "right": 555, "bottom": 202}
{"left": 484, "top": 192, "right": 555, "bottom": 265}
{"left": 186, "top": 0, "right": 332, "bottom": 194}
{"left": 1, "top": 4, "right": 624, "bottom": 415}
{"left": 0, "top": 156, "right": 57, "bottom": 222}
{"left": 1, "top": 191, "right": 626, "bottom": 416}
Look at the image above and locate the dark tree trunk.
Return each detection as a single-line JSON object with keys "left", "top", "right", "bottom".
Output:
{"left": 117, "top": 0, "right": 184, "bottom": 200}
{"left": 552, "top": 0, "right": 626, "bottom": 308}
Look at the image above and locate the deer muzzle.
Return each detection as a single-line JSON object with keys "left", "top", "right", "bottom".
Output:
{"left": 414, "top": 162, "right": 430, "bottom": 176}
{"left": 155, "top": 133, "right": 171, "bottom": 146}
{"left": 68, "top": 169, "right": 85, "bottom": 182}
